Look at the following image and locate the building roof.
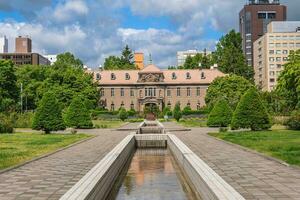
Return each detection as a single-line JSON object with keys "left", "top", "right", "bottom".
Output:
{"left": 93, "top": 65, "right": 225, "bottom": 85}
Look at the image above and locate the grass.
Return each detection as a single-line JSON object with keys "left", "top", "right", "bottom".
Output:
{"left": 177, "top": 118, "right": 207, "bottom": 127}
{"left": 0, "top": 132, "right": 91, "bottom": 170}
{"left": 209, "top": 130, "right": 300, "bottom": 166}
{"left": 92, "top": 120, "right": 127, "bottom": 129}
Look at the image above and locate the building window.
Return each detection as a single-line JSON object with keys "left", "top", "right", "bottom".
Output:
{"left": 172, "top": 72, "right": 177, "bottom": 79}
{"left": 121, "top": 88, "right": 124, "bottom": 96}
{"left": 130, "top": 102, "right": 134, "bottom": 110}
{"left": 269, "top": 57, "right": 274, "bottom": 62}
{"left": 139, "top": 90, "right": 142, "bottom": 98}
{"left": 296, "top": 43, "right": 300, "bottom": 47}
{"left": 269, "top": 50, "right": 274, "bottom": 54}
{"left": 269, "top": 64, "right": 275, "bottom": 69}
{"left": 282, "top": 43, "right": 288, "bottom": 47}
{"left": 111, "top": 103, "right": 115, "bottom": 111}
{"left": 111, "top": 88, "right": 114, "bottom": 97}
{"left": 283, "top": 57, "right": 288, "bottom": 61}
{"left": 187, "top": 101, "right": 191, "bottom": 107}
{"left": 153, "top": 88, "right": 156, "bottom": 97}
{"left": 275, "top": 43, "right": 281, "bottom": 47}
{"left": 196, "top": 87, "right": 200, "bottom": 96}
{"left": 269, "top": 71, "right": 275, "bottom": 76}
{"left": 258, "top": 12, "right": 266, "bottom": 19}
{"left": 282, "top": 50, "right": 288, "bottom": 54}
{"left": 121, "top": 101, "right": 124, "bottom": 107}
{"left": 276, "top": 50, "right": 281, "bottom": 54}
{"left": 276, "top": 57, "right": 281, "bottom": 62}
{"left": 111, "top": 73, "right": 116, "bottom": 80}
{"left": 186, "top": 72, "right": 191, "bottom": 79}
{"left": 125, "top": 73, "right": 130, "bottom": 80}
{"left": 201, "top": 72, "right": 206, "bottom": 79}
{"left": 270, "top": 78, "right": 275, "bottom": 83}
{"left": 177, "top": 88, "right": 181, "bottom": 96}
{"left": 100, "top": 88, "right": 104, "bottom": 97}
{"left": 289, "top": 43, "right": 295, "bottom": 47}
{"left": 145, "top": 88, "right": 148, "bottom": 96}
{"left": 197, "top": 103, "right": 201, "bottom": 110}
{"left": 167, "top": 101, "right": 171, "bottom": 108}
{"left": 130, "top": 88, "right": 134, "bottom": 97}
{"left": 187, "top": 87, "right": 191, "bottom": 96}
{"left": 167, "top": 89, "right": 171, "bottom": 97}
{"left": 277, "top": 64, "right": 282, "bottom": 68}
{"left": 96, "top": 73, "right": 101, "bottom": 80}
{"left": 269, "top": 43, "right": 274, "bottom": 48}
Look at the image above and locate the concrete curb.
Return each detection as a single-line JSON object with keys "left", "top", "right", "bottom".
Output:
{"left": 0, "top": 134, "right": 96, "bottom": 175}
{"left": 205, "top": 132, "right": 298, "bottom": 169}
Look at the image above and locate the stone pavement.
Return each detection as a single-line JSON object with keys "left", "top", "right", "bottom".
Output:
{"left": 0, "top": 129, "right": 130, "bottom": 200}
{"left": 173, "top": 127, "right": 300, "bottom": 200}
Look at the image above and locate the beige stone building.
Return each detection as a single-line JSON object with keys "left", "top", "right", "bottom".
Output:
{"left": 92, "top": 64, "right": 225, "bottom": 112}
{"left": 254, "top": 21, "right": 300, "bottom": 91}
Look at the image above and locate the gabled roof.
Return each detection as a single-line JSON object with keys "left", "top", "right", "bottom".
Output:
{"left": 140, "top": 64, "right": 162, "bottom": 73}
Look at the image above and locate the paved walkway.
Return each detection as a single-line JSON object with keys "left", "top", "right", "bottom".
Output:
{"left": 0, "top": 130, "right": 130, "bottom": 200}
{"left": 174, "top": 128, "right": 300, "bottom": 200}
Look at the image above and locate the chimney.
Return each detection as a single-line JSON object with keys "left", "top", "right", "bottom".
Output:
{"left": 134, "top": 52, "right": 144, "bottom": 70}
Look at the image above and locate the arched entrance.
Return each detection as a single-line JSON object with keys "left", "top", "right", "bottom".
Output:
{"left": 144, "top": 103, "right": 159, "bottom": 120}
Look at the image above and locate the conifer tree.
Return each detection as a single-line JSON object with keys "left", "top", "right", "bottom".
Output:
{"left": 64, "top": 96, "right": 93, "bottom": 128}
{"left": 32, "top": 92, "right": 65, "bottom": 134}
{"left": 231, "top": 88, "right": 271, "bottom": 131}
{"left": 119, "top": 108, "right": 128, "bottom": 121}
{"left": 173, "top": 102, "right": 182, "bottom": 122}
{"left": 207, "top": 99, "right": 232, "bottom": 127}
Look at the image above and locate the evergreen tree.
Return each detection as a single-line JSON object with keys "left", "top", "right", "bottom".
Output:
{"left": 231, "top": 88, "right": 271, "bottom": 131}
{"left": 64, "top": 96, "right": 93, "bottom": 128}
{"left": 104, "top": 45, "right": 136, "bottom": 70}
{"left": 173, "top": 102, "right": 182, "bottom": 122}
{"left": 32, "top": 92, "right": 65, "bottom": 134}
{"left": 214, "top": 30, "right": 254, "bottom": 80}
{"left": 54, "top": 52, "right": 83, "bottom": 68}
{"left": 207, "top": 99, "right": 232, "bottom": 127}
{"left": 119, "top": 108, "right": 128, "bottom": 121}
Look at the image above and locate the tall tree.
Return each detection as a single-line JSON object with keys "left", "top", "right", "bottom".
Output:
{"left": 104, "top": 45, "right": 136, "bottom": 70}
{"left": 207, "top": 99, "right": 232, "bottom": 127}
{"left": 214, "top": 30, "right": 253, "bottom": 80}
{"left": 276, "top": 49, "right": 300, "bottom": 110}
{"left": 0, "top": 60, "right": 19, "bottom": 112}
{"left": 183, "top": 53, "right": 215, "bottom": 69}
{"left": 183, "top": 56, "right": 194, "bottom": 69}
{"left": 32, "top": 92, "right": 65, "bottom": 134}
{"left": 205, "top": 74, "right": 253, "bottom": 110}
{"left": 54, "top": 52, "right": 83, "bottom": 68}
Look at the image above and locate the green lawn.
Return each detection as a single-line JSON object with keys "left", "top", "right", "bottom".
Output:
{"left": 0, "top": 132, "right": 91, "bottom": 170}
{"left": 92, "top": 120, "right": 127, "bottom": 129}
{"left": 209, "top": 130, "right": 300, "bottom": 166}
{"left": 177, "top": 118, "right": 207, "bottom": 127}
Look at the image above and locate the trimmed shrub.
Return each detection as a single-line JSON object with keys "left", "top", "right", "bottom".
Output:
{"left": 127, "top": 108, "right": 136, "bottom": 117}
{"left": 119, "top": 108, "right": 128, "bottom": 121}
{"left": 32, "top": 92, "right": 66, "bottom": 134}
{"left": 163, "top": 106, "right": 172, "bottom": 117}
{"left": 286, "top": 110, "right": 300, "bottom": 130}
{"left": 0, "top": 113, "right": 14, "bottom": 133}
{"left": 207, "top": 99, "right": 232, "bottom": 127}
{"left": 231, "top": 88, "right": 271, "bottom": 131}
{"left": 10, "top": 112, "right": 34, "bottom": 128}
{"left": 64, "top": 96, "right": 93, "bottom": 129}
{"left": 182, "top": 106, "right": 192, "bottom": 115}
{"left": 173, "top": 102, "right": 182, "bottom": 122}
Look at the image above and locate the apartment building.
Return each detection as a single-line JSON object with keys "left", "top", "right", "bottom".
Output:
{"left": 176, "top": 50, "right": 211, "bottom": 67}
{"left": 254, "top": 21, "right": 300, "bottom": 91}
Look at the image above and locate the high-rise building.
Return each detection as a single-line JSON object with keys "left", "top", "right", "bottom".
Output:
{"left": 134, "top": 52, "right": 144, "bottom": 70}
{"left": 239, "top": 0, "right": 286, "bottom": 67}
{"left": 253, "top": 21, "right": 300, "bottom": 91}
{"left": 177, "top": 49, "right": 212, "bottom": 67}
{"left": 15, "top": 36, "right": 32, "bottom": 53}
{"left": 0, "top": 36, "right": 8, "bottom": 53}
{"left": 0, "top": 53, "right": 51, "bottom": 66}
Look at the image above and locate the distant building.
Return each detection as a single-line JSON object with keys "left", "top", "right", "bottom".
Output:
{"left": 15, "top": 36, "right": 32, "bottom": 53}
{"left": 0, "top": 53, "right": 50, "bottom": 66}
{"left": 253, "top": 21, "right": 300, "bottom": 91}
{"left": 239, "top": 0, "right": 287, "bottom": 67}
{"left": 134, "top": 52, "right": 144, "bottom": 70}
{"left": 92, "top": 64, "right": 225, "bottom": 112}
{"left": 0, "top": 36, "right": 8, "bottom": 53}
{"left": 43, "top": 55, "right": 57, "bottom": 65}
{"left": 177, "top": 50, "right": 211, "bottom": 67}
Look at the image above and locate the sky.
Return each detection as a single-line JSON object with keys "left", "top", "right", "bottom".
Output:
{"left": 0, "top": 0, "right": 299, "bottom": 68}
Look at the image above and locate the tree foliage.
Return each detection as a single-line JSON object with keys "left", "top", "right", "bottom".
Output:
{"left": 64, "top": 96, "right": 93, "bottom": 128}
{"left": 32, "top": 92, "right": 65, "bottom": 133}
{"left": 54, "top": 52, "right": 83, "bottom": 68}
{"left": 119, "top": 108, "right": 128, "bottom": 121}
{"left": 207, "top": 99, "right": 232, "bottom": 127}
{"left": 205, "top": 74, "right": 253, "bottom": 110}
{"left": 286, "top": 110, "right": 300, "bottom": 130}
{"left": 0, "top": 113, "right": 14, "bottom": 133}
{"left": 214, "top": 30, "right": 253, "bottom": 80}
{"left": 173, "top": 102, "right": 182, "bottom": 122}
{"left": 104, "top": 45, "right": 136, "bottom": 70}
{"left": 0, "top": 60, "right": 19, "bottom": 112}
{"left": 183, "top": 53, "right": 215, "bottom": 69}
{"left": 276, "top": 49, "right": 300, "bottom": 111}
{"left": 231, "top": 88, "right": 271, "bottom": 131}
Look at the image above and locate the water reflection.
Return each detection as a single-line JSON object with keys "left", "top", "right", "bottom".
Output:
{"left": 114, "top": 149, "right": 197, "bottom": 200}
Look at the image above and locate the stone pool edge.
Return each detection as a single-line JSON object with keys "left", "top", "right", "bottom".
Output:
{"left": 60, "top": 133, "right": 245, "bottom": 200}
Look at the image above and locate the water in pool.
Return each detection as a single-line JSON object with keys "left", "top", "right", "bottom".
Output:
{"left": 110, "top": 149, "right": 199, "bottom": 200}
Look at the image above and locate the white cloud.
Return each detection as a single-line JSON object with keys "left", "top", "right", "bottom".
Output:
{"left": 53, "top": 0, "right": 89, "bottom": 22}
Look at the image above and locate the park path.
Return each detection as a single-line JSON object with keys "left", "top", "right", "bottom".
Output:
{"left": 0, "top": 129, "right": 130, "bottom": 200}
{"left": 173, "top": 127, "right": 300, "bottom": 200}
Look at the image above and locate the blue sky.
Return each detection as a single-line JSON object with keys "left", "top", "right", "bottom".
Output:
{"left": 0, "top": 0, "right": 298, "bottom": 67}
